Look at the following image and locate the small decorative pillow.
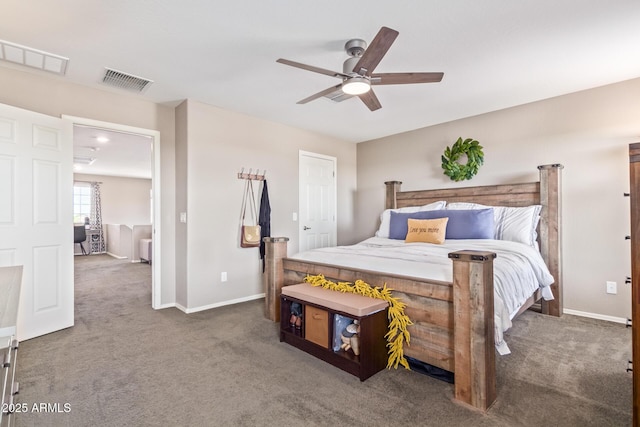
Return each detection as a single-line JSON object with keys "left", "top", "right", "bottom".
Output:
{"left": 405, "top": 218, "right": 449, "bottom": 244}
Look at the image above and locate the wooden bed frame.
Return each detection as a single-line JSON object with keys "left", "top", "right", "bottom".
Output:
{"left": 263, "top": 164, "right": 563, "bottom": 411}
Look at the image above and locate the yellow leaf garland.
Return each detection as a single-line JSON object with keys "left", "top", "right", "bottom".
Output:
{"left": 303, "top": 274, "right": 413, "bottom": 370}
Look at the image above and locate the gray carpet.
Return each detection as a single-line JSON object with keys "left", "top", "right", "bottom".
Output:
{"left": 13, "top": 255, "right": 632, "bottom": 426}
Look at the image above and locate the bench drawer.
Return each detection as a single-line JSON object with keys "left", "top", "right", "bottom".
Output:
{"left": 305, "top": 305, "right": 329, "bottom": 348}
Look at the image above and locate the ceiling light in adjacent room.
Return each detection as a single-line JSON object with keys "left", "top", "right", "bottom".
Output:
{"left": 342, "top": 76, "right": 371, "bottom": 95}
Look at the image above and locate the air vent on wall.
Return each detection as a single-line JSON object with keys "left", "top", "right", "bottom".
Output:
{"left": 0, "top": 39, "right": 69, "bottom": 75}
{"left": 101, "top": 68, "right": 153, "bottom": 93}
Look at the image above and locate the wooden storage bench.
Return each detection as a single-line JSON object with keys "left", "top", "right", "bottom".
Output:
{"left": 280, "top": 283, "right": 389, "bottom": 381}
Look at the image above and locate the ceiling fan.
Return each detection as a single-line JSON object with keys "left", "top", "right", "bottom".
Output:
{"left": 276, "top": 26, "right": 444, "bottom": 111}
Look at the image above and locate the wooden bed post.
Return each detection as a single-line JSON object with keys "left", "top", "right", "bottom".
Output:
{"left": 538, "top": 164, "right": 563, "bottom": 317}
{"left": 384, "top": 181, "right": 402, "bottom": 209}
{"left": 262, "top": 237, "right": 289, "bottom": 322}
{"left": 628, "top": 143, "right": 640, "bottom": 426}
{"left": 449, "top": 250, "right": 497, "bottom": 411}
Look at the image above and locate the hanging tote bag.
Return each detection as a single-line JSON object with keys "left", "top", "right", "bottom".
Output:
{"left": 240, "top": 179, "right": 261, "bottom": 248}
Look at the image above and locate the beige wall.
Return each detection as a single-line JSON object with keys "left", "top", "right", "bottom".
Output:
{"left": 74, "top": 174, "right": 152, "bottom": 225}
{"left": 0, "top": 67, "right": 357, "bottom": 313}
{"left": 0, "top": 66, "right": 177, "bottom": 305}
{"left": 175, "top": 101, "right": 188, "bottom": 308}
{"left": 357, "top": 77, "right": 640, "bottom": 320}
{"left": 178, "top": 99, "right": 357, "bottom": 311}
{"left": 7, "top": 63, "right": 638, "bottom": 321}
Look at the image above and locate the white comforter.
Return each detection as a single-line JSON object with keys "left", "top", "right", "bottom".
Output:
{"left": 291, "top": 237, "right": 555, "bottom": 355}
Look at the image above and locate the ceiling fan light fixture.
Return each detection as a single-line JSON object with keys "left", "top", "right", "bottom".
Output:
{"left": 342, "top": 76, "right": 370, "bottom": 95}
{"left": 277, "top": 27, "right": 442, "bottom": 111}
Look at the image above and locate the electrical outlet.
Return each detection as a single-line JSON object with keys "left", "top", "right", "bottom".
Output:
{"left": 221, "top": 272, "right": 227, "bottom": 282}
{"left": 606, "top": 281, "right": 617, "bottom": 295}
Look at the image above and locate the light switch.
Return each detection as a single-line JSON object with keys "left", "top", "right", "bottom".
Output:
{"left": 292, "top": 212, "right": 298, "bottom": 221}
{"left": 180, "top": 212, "right": 187, "bottom": 223}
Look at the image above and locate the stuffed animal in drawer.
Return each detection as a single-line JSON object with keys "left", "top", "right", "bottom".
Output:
{"left": 339, "top": 320, "right": 360, "bottom": 356}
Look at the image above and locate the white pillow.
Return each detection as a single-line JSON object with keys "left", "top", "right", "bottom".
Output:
{"left": 446, "top": 202, "right": 541, "bottom": 247}
{"left": 375, "top": 201, "right": 446, "bottom": 238}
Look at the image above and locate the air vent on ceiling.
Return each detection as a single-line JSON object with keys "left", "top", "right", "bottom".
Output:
{"left": 101, "top": 68, "right": 153, "bottom": 93}
{"left": 73, "top": 156, "right": 96, "bottom": 165}
{"left": 324, "top": 89, "right": 352, "bottom": 103}
{"left": 0, "top": 39, "right": 69, "bottom": 75}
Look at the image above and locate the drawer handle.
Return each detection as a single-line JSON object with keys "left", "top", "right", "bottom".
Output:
{"left": 312, "top": 314, "right": 323, "bottom": 320}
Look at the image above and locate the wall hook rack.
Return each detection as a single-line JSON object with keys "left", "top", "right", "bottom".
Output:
{"left": 237, "top": 167, "right": 266, "bottom": 181}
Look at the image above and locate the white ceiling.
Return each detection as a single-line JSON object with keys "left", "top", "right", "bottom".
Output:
{"left": 4, "top": 1, "right": 640, "bottom": 152}
{"left": 73, "top": 125, "right": 152, "bottom": 179}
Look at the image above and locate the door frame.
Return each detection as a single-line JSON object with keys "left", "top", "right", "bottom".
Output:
{"left": 298, "top": 150, "right": 337, "bottom": 251}
{"left": 63, "top": 115, "right": 162, "bottom": 309}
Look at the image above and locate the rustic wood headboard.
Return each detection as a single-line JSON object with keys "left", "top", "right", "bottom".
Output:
{"left": 384, "top": 164, "right": 563, "bottom": 316}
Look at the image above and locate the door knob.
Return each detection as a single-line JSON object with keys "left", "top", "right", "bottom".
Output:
{"left": 303, "top": 226, "right": 311, "bottom": 230}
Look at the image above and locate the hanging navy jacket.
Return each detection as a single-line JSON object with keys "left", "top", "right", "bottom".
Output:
{"left": 259, "top": 180, "right": 271, "bottom": 270}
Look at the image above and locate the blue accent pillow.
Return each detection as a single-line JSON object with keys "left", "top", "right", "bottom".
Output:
{"left": 389, "top": 209, "right": 494, "bottom": 240}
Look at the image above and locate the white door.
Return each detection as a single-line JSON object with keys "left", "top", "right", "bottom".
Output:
{"left": 0, "top": 103, "right": 73, "bottom": 341}
{"left": 299, "top": 151, "right": 337, "bottom": 252}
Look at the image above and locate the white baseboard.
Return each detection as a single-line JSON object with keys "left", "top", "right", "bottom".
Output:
{"left": 106, "top": 252, "right": 127, "bottom": 260}
{"left": 154, "top": 302, "right": 177, "bottom": 310}
{"left": 564, "top": 308, "right": 628, "bottom": 325}
{"left": 176, "top": 293, "right": 266, "bottom": 314}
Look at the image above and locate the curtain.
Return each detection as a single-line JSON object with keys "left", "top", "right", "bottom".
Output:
{"left": 90, "top": 182, "right": 105, "bottom": 253}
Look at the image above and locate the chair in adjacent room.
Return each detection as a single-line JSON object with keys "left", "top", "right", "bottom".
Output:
{"left": 74, "top": 225, "right": 87, "bottom": 255}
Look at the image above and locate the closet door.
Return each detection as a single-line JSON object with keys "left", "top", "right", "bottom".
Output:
{"left": 299, "top": 151, "right": 337, "bottom": 252}
{"left": 0, "top": 102, "right": 73, "bottom": 340}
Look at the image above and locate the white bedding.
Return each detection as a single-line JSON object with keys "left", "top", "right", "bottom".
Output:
{"left": 290, "top": 237, "right": 555, "bottom": 355}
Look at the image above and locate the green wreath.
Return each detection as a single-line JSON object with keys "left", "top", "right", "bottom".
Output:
{"left": 441, "top": 137, "right": 484, "bottom": 182}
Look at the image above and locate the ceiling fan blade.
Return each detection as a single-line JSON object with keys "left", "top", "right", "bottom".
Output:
{"left": 297, "top": 84, "right": 343, "bottom": 104}
{"left": 277, "top": 58, "right": 349, "bottom": 79}
{"left": 352, "top": 27, "right": 399, "bottom": 76}
{"left": 358, "top": 89, "right": 382, "bottom": 111}
{"left": 371, "top": 72, "right": 444, "bottom": 85}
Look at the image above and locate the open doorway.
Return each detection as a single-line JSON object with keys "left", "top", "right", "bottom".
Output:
{"left": 67, "top": 116, "right": 162, "bottom": 308}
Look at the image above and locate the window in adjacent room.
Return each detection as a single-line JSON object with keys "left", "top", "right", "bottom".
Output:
{"left": 73, "top": 183, "right": 91, "bottom": 224}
